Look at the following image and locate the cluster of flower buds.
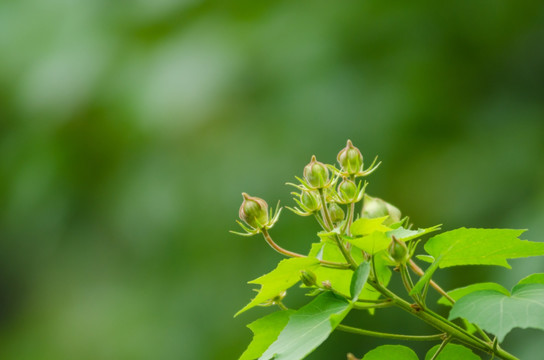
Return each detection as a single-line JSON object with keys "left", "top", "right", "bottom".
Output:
{"left": 232, "top": 193, "right": 281, "bottom": 236}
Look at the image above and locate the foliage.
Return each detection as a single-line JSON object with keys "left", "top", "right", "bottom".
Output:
{"left": 232, "top": 141, "right": 544, "bottom": 360}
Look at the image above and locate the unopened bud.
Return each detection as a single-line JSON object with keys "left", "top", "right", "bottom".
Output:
{"left": 338, "top": 178, "right": 358, "bottom": 203}
{"left": 389, "top": 236, "right": 409, "bottom": 264}
{"left": 301, "top": 191, "right": 321, "bottom": 212}
{"left": 239, "top": 193, "right": 269, "bottom": 228}
{"left": 303, "top": 155, "right": 330, "bottom": 189}
{"left": 328, "top": 202, "right": 345, "bottom": 223}
{"left": 321, "top": 280, "right": 332, "bottom": 289}
{"left": 300, "top": 270, "right": 317, "bottom": 287}
{"left": 337, "top": 140, "right": 363, "bottom": 175}
{"left": 361, "top": 194, "right": 401, "bottom": 225}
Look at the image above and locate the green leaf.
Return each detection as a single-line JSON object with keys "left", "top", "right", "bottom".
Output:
{"left": 449, "top": 282, "right": 544, "bottom": 342}
{"left": 346, "top": 231, "right": 391, "bottom": 255}
{"left": 518, "top": 273, "right": 544, "bottom": 286}
{"left": 410, "top": 255, "right": 442, "bottom": 296}
{"left": 424, "top": 344, "right": 481, "bottom": 360}
{"left": 350, "top": 262, "right": 370, "bottom": 301}
{"left": 259, "top": 292, "right": 351, "bottom": 360}
{"left": 359, "top": 253, "right": 392, "bottom": 314}
{"left": 361, "top": 345, "right": 418, "bottom": 360}
{"left": 386, "top": 224, "right": 441, "bottom": 242}
{"left": 424, "top": 228, "right": 544, "bottom": 268}
{"left": 437, "top": 282, "right": 509, "bottom": 306}
{"left": 416, "top": 255, "right": 434, "bottom": 263}
{"left": 240, "top": 310, "right": 294, "bottom": 360}
{"left": 236, "top": 257, "right": 320, "bottom": 316}
{"left": 351, "top": 216, "right": 391, "bottom": 236}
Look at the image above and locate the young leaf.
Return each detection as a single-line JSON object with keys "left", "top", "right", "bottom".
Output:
{"left": 424, "top": 228, "right": 544, "bottom": 268}
{"left": 240, "top": 310, "right": 294, "bottom": 360}
{"left": 259, "top": 292, "right": 351, "bottom": 360}
{"left": 437, "top": 282, "right": 509, "bottom": 306}
{"left": 449, "top": 282, "right": 544, "bottom": 342}
{"left": 351, "top": 216, "right": 391, "bottom": 236}
{"left": 424, "top": 344, "right": 481, "bottom": 360}
{"left": 346, "top": 231, "right": 391, "bottom": 255}
{"left": 350, "top": 262, "right": 371, "bottom": 301}
{"left": 386, "top": 224, "right": 441, "bottom": 242}
{"left": 361, "top": 345, "right": 418, "bottom": 360}
{"left": 236, "top": 257, "right": 320, "bottom": 316}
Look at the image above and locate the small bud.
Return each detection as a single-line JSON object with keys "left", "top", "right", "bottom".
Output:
{"left": 361, "top": 194, "right": 401, "bottom": 225}
{"left": 300, "top": 270, "right": 317, "bottom": 287}
{"left": 337, "top": 140, "right": 363, "bottom": 175}
{"left": 389, "top": 236, "right": 409, "bottom": 264}
{"left": 272, "top": 290, "right": 287, "bottom": 303}
{"left": 301, "top": 191, "right": 321, "bottom": 212}
{"left": 328, "top": 202, "right": 345, "bottom": 223}
{"left": 239, "top": 193, "right": 269, "bottom": 228}
{"left": 338, "top": 178, "right": 358, "bottom": 203}
{"left": 321, "top": 280, "right": 332, "bottom": 289}
{"left": 303, "top": 155, "right": 330, "bottom": 189}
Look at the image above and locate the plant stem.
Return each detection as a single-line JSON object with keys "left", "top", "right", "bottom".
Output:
{"left": 337, "top": 324, "right": 445, "bottom": 341}
{"left": 352, "top": 301, "right": 394, "bottom": 310}
{"left": 429, "top": 336, "right": 451, "bottom": 360}
{"left": 261, "top": 228, "right": 351, "bottom": 269}
{"left": 318, "top": 189, "right": 334, "bottom": 230}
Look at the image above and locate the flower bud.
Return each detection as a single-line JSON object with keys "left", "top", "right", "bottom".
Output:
{"left": 300, "top": 270, "right": 317, "bottom": 287}
{"left": 321, "top": 280, "right": 332, "bottom": 289}
{"left": 328, "top": 202, "right": 345, "bottom": 223}
{"left": 303, "top": 155, "right": 330, "bottom": 189}
{"left": 301, "top": 191, "right": 321, "bottom": 212}
{"left": 388, "top": 236, "right": 409, "bottom": 264}
{"left": 338, "top": 178, "right": 358, "bottom": 203}
{"left": 337, "top": 140, "right": 363, "bottom": 175}
{"left": 239, "top": 193, "right": 269, "bottom": 228}
{"left": 361, "top": 194, "right": 401, "bottom": 225}
{"left": 272, "top": 291, "right": 287, "bottom": 303}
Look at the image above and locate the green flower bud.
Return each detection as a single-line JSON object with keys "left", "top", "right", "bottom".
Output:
{"left": 300, "top": 270, "right": 317, "bottom": 287}
{"left": 303, "top": 155, "right": 330, "bottom": 189}
{"left": 361, "top": 194, "right": 401, "bottom": 225}
{"left": 301, "top": 191, "right": 321, "bottom": 212}
{"left": 338, "top": 178, "right": 358, "bottom": 203}
{"left": 328, "top": 202, "right": 345, "bottom": 223}
{"left": 388, "top": 236, "right": 409, "bottom": 264}
{"left": 239, "top": 193, "right": 269, "bottom": 228}
{"left": 337, "top": 140, "right": 363, "bottom": 175}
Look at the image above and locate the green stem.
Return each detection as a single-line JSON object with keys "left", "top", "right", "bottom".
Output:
{"left": 318, "top": 189, "right": 333, "bottom": 230}
{"left": 429, "top": 336, "right": 451, "bottom": 360}
{"left": 337, "top": 324, "right": 445, "bottom": 341}
{"left": 261, "top": 229, "right": 350, "bottom": 269}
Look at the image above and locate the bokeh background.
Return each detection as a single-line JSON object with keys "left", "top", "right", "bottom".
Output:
{"left": 1, "top": 1, "right": 544, "bottom": 359}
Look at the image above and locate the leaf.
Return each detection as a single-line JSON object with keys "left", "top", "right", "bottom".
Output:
{"left": 236, "top": 257, "right": 320, "bottom": 316}
{"left": 449, "top": 282, "right": 544, "bottom": 342}
{"left": 350, "top": 262, "right": 371, "bottom": 301}
{"left": 424, "top": 228, "right": 544, "bottom": 268}
{"left": 424, "top": 344, "right": 481, "bottom": 360}
{"left": 416, "top": 255, "right": 434, "bottom": 263}
{"left": 240, "top": 310, "right": 294, "bottom": 360}
{"left": 386, "top": 224, "right": 441, "bottom": 242}
{"left": 359, "top": 252, "right": 392, "bottom": 314}
{"left": 346, "top": 231, "right": 391, "bottom": 255}
{"left": 351, "top": 217, "right": 391, "bottom": 236}
{"left": 518, "top": 273, "right": 544, "bottom": 286}
{"left": 259, "top": 292, "right": 351, "bottom": 360}
{"left": 410, "top": 255, "right": 442, "bottom": 296}
{"left": 437, "top": 282, "right": 509, "bottom": 306}
{"left": 361, "top": 345, "right": 418, "bottom": 360}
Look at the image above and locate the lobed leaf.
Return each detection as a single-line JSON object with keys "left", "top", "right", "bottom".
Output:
{"left": 240, "top": 310, "right": 294, "bottom": 360}
{"left": 345, "top": 231, "right": 391, "bottom": 255}
{"left": 386, "top": 224, "right": 441, "bottom": 242}
{"left": 424, "top": 228, "right": 544, "bottom": 268}
{"left": 437, "top": 282, "right": 509, "bottom": 306}
{"left": 236, "top": 257, "right": 320, "bottom": 316}
{"left": 259, "top": 292, "right": 351, "bottom": 360}
{"left": 351, "top": 217, "right": 391, "bottom": 236}
{"left": 449, "top": 281, "right": 544, "bottom": 342}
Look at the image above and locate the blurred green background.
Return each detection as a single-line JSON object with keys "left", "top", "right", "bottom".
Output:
{"left": 1, "top": 1, "right": 544, "bottom": 359}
